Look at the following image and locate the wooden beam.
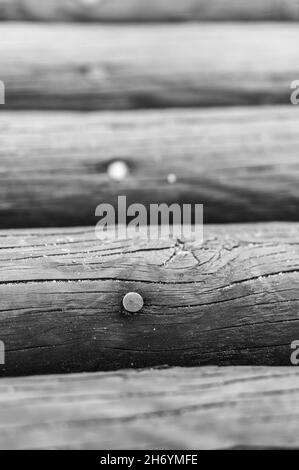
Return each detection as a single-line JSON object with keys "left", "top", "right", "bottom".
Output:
{"left": 0, "top": 23, "right": 297, "bottom": 109}
{"left": 0, "top": 366, "right": 299, "bottom": 449}
{"left": 1, "top": 106, "right": 299, "bottom": 228}
{"left": 0, "top": 223, "right": 299, "bottom": 376}
{"left": 0, "top": 0, "right": 298, "bottom": 22}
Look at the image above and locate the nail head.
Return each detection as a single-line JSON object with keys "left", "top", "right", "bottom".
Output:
{"left": 107, "top": 161, "right": 128, "bottom": 181}
{"left": 123, "top": 292, "right": 144, "bottom": 313}
{"left": 167, "top": 173, "right": 177, "bottom": 184}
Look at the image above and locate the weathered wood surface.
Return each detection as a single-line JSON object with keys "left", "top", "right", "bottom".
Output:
{"left": 0, "top": 223, "right": 299, "bottom": 376}
{"left": 1, "top": 106, "right": 299, "bottom": 228}
{"left": 0, "top": 24, "right": 297, "bottom": 109}
{"left": 0, "top": 0, "right": 298, "bottom": 22}
{"left": 0, "top": 366, "right": 299, "bottom": 449}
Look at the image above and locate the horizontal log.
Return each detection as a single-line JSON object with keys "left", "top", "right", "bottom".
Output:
{"left": 0, "top": 23, "right": 297, "bottom": 109}
{"left": 1, "top": 106, "right": 299, "bottom": 228}
{"left": 0, "top": 223, "right": 299, "bottom": 376}
{"left": 0, "top": 0, "right": 298, "bottom": 22}
{"left": 0, "top": 366, "right": 299, "bottom": 449}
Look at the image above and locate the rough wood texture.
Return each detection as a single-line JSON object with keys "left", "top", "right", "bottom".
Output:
{"left": 0, "top": 0, "right": 298, "bottom": 22}
{"left": 0, "top": 23, "right": 297, "bottom": 109}
{"left": 1, "top": 106, "right": 299, "bottom": 228}
{"left": 0, "top": 223, "right": 299, "bottom": 376}
{"left": 1, "top": 366, "right": 299, "bottom": 449}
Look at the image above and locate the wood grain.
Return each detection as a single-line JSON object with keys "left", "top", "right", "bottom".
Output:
{"left": 1, "top": 106, "right": 299, "bottom": 228}
{"left": 0, "top": 23, "right": 297, "bottom": 109}
{"left": 0, "top": 366, "right": 299, "bottom": 449}
{"left": 0, "top": 223, "right": 299, "bottom": 376}
{"left": 0, "top": 0, "right": 298, "bottom": 22}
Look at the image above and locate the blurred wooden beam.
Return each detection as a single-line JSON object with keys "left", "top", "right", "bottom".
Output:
{"left": 0, "top": 0, "right": 298, "bottom": 22}
{"left": 0, "top": 23, "right": 297, "bottom": 109}
{"left": 0, "top": 223, "right": 299, "bottom": 376}
{"left": 1, "top": 106, "right": 299, "bottom": 228}
{"left": 0, "top": 366, "right": 299, "bottom": 449}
